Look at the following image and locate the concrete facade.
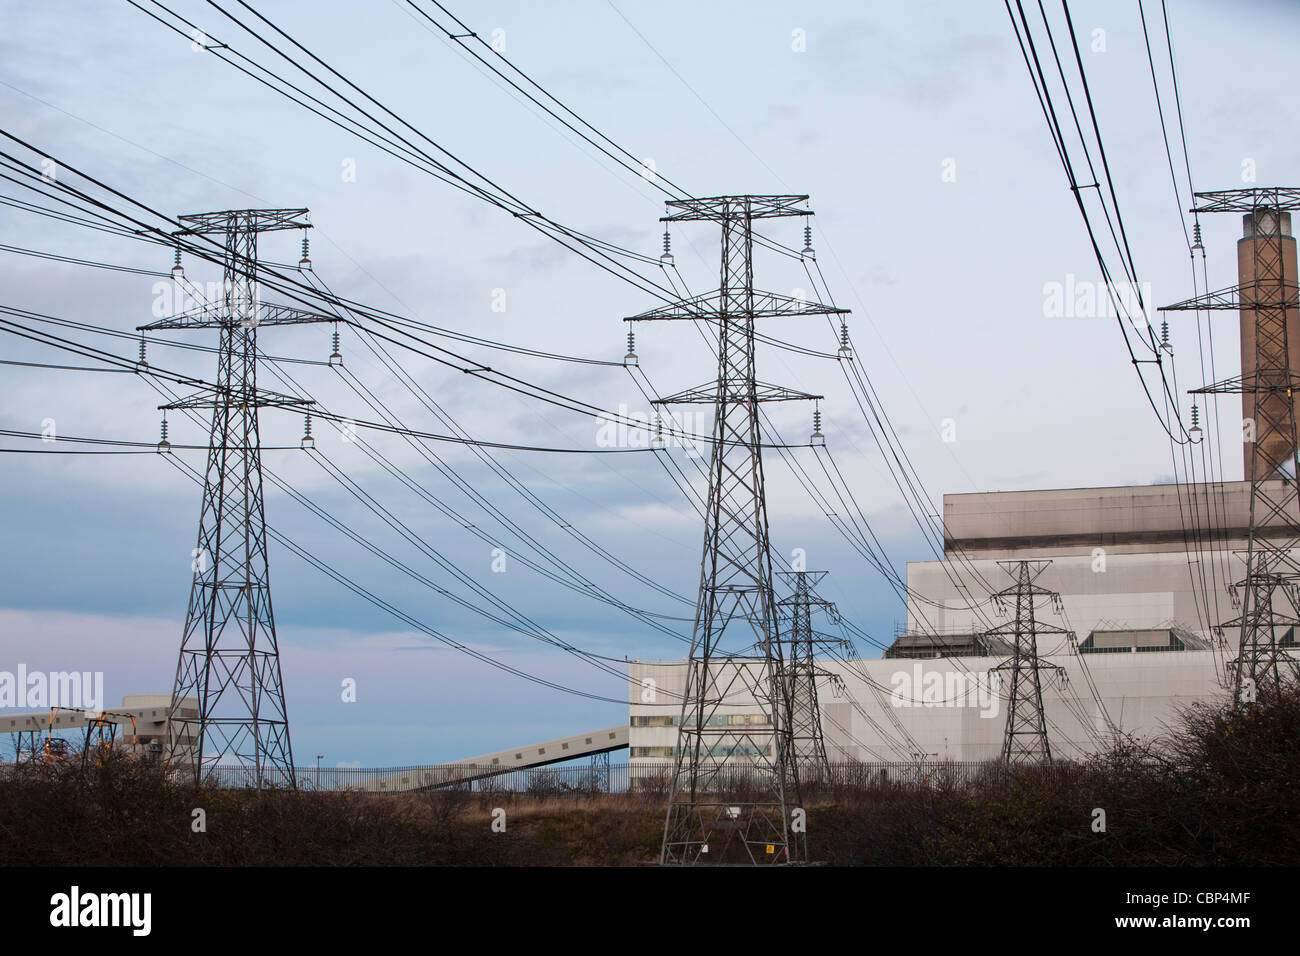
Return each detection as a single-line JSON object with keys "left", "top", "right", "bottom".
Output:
{"left": 629, "top": 480, "right": 1243, "bottom": 769}
{"left": 629, "top": 650, "right": 1224, "bottom": 766}
{"left": 910, "top": 480, "right": 1256, "bottom": 645}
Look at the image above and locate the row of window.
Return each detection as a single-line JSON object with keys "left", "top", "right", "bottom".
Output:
{"left": 1078, "top": 644, "right": 1183, "bottom": 654}
{"left": 631, "top": 745, "right": 772, "bottom": 758}
{"left": 631, "top": 713, "right": 770, "bottom": 727}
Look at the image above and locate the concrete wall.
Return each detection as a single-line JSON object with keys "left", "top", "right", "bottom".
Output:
{"left": 918, "top": 481, "right": 1267, "bottom": 645}
{"left": 628, "top": 651, "right": 1226, "bottom": 766}
{"left": 940, "top": 480, "right": 1279, "bottom": 556}
{"left": 629, "top": 482, "right": 1250, "bottom": 770}
{"left": 905, "top": 549, "right": 1235, "bottom": 644}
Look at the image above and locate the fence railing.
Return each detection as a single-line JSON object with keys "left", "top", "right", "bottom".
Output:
{"left": 0, "top": 757, "right": 1082, "bottom": 794}
{"left": 202, "top": 762, "right": 633, "bottom": 793}
{"left": 194, "top": 759, "right": 1012, "bottom": 794}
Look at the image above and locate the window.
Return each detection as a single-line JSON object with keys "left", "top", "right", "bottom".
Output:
{"left": 630, "top": 746, "right": 675, "bottom": 758}
{"left": 631, "top": 715, "right": 674, "bottom": 727}
{"left": 630, "top": 745, "right": 772, "bottom": 758}
{"left": 633, "top": 713, "right": 771, "bottom": 727}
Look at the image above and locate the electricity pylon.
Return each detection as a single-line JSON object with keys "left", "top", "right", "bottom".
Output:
{"left": 627, "top": 195, "right": 848, "bottom": 865}
{"left": 985, "top": 560, "right": 1069, "bottom": 765}
{"left": 589, "top": 750, "right": 611, "bottom": 792}
{"left": 1161, "top": 188, "right": 1300, "bottom": 703}
{"left": 140, "top": 208, "right": 337, "bottom": 786}
{"left": 775, "top": 570, "right": 838, "bottom": 792}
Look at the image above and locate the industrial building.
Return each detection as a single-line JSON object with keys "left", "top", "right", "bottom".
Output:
{"left": 905, "top": 481, "right": 1248, "bottom": 646}
{"left": 629, "top": 482, "right": 1236, "bottom": 766}
{"left": 630, "top": 190, "right": 1300, "bottom": 773}
{"left": 2, "top": 695, "right": 195, "bottom": 762}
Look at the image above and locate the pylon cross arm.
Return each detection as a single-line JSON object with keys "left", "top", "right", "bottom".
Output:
{"left": 159, "top": 386, "right": 313, "bottom": 411}
{"left": 1160, "top": 282, "right": 1300, "bottom": 314}
{"left": 1190, "top": 188, "right": 1300, "bottom": 214}
{"left": 140, "top": 302, "right": 340, "bottom": 331}
{"left": 652, "top": 381, "right": 822, "bottom": 405}
{"left": 625, "top": 289, "right": 847, "bottom": 323}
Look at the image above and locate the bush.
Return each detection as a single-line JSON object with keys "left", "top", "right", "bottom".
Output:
{"left": 819, "top": 684, "right": 1300, "bottom": 865}
{"left": 4, "top": 685, "right": 1297, "bottom": 865}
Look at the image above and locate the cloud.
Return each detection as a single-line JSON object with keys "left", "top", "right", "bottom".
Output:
{"left": 1, "top": 0, "right": 1286, "bottom": 765}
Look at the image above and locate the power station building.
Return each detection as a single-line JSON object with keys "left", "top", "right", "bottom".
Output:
{"left": 631, "top": 192, "right": 1300, "bottom": 771}
{"left": 629, "top": 481, "right": 1233, "bottom": 766}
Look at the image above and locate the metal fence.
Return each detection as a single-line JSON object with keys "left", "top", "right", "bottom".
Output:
{"left": 203, "top": 762, "right": 635, "bottom": 793}
{"left": 0, "top": 756, "right": 1071, "bottom": 794}
{"left": 195, "top": 759, "right": 1008, "bottom": 794}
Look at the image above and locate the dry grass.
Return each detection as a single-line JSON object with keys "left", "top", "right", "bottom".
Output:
{"left": 3, "top": 686, "right": 1297, "bottom": 866}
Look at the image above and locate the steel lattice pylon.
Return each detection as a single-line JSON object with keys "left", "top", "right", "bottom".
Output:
{"left": 775, "top": 570, "right": 839, "bottom": 789}
{"left": 985, "top": 560, "right": 1069, "bottom": 765}
{"left": 1161, "top": 188, "right": 1300, "bottom": 703}
{"left": 140, "top": 208, "right": 338, "bottom": 786}
{"left": 626, "top": 195, "right": 847, "bottom": 865}
{"left": 590, "top": 750, "right": 611, "bottom": 792}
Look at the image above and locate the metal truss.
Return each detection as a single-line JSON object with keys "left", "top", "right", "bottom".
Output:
{"left": 627, "top": 195, "right": 847, "bottom": 865}
{"left": 984, "top": 560, "right": 1070, "bottom": 765}
{"left": 175, "top": 207, "right": 311, "bottom": 235}
{"left": 1183, "top": 188, "right": 1300, "bottom": 215}
{"left": 1160, "top": 187, "right": 1300, "bottom": 702}
{"left": 630, "top": 288, "right": 846, "bottom": 322}
{"left": 590, "top": 750, "right": 611, "bottom": 792}
{"left": 775, "top": 570, "right": 843, "bottom": 792}
{"left": 140, "top": 208, "right": 334, "bottom": 786}
{"left": 142, "top": 301, "right": 341, "bottom": 331}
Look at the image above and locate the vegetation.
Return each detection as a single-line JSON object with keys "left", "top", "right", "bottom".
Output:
{"left": 3, "top": 685, "right": 1297, "bottom": 866}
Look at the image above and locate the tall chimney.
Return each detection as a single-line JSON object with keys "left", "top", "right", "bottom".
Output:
{"left": 1238, "top": 206, "right": 1299, "bottom": 478}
